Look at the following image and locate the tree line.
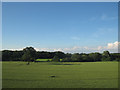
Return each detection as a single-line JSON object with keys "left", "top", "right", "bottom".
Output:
{"left": 1, "top": 47, "right": 120, "bottom": 62}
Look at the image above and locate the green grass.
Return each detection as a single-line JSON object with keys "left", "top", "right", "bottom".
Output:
{"left": 36, "top": 59, "right": 62, "bottom": 62}
{"left": 2, "top": 61, "right": 118, "bottom": 88}
{"left": 36, "top": 59, "right": 52, "bottom": 61}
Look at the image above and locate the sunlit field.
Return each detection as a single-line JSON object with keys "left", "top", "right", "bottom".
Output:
{"left": 2, "top": 61, "right": 118, "bottom": 88}
{"left": 36, "top": 59, "right": 62, "bottom": 62}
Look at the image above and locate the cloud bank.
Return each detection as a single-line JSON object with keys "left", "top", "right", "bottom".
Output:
{"left": 4, "top": 41, "right": 119, "bottom": 53}
{"left": 36, "top": 41, "right": 119, "bottom": 53}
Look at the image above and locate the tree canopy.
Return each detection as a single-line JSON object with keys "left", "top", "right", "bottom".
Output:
{"left": 2, "top": 47, "right": 120, "bottom": 62}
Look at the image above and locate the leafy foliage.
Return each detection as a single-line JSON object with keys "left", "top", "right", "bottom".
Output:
{"left": 22, "top": 47, "right": 36, "bottom": 62}
{"left": 2, "top": 47, "right": 120, "bottom": 62}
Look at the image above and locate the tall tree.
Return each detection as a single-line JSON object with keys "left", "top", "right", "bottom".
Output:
{"left": 102, "top": 51, "right": 110, "bottom": 57}
{"left": 22, "top": 47, "right": 36, "bottom": 64}
{"left": 102, "top": 51, "right": 111, "bottom": 61}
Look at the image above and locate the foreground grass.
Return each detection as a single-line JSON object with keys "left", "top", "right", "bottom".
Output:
{"left": 2, "top": 61, "right": 118, "bottom": 88}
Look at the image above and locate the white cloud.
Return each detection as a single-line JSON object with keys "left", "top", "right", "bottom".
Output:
{"left": 34, "top": 48, "right": 40, "bottom": 51}
{"left": 53, "top": 48, "right": 63, "bottom": 52}
{"left": 62, "top": 41, "right": 119, "bottom": 53}
{"left": 107, "top": 41, "right": 119, "bottom": 49}
{"left": 3, "top": 48, "right": 23, "bottom": 51}
{"left": 3, "top": 41, "right": 119, "bottom": 53}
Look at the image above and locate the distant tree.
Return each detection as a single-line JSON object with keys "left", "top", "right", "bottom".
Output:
{"left": 52, "top": 55, "right": 60, "bottom": 62}
{"left": 110, "top": 53, "right": 120, "bottom": 61}
{"left": 12, "top": 51, "right": 23, "bottom": 61}
{"left": 55, "top": 51, "right": 65, "bottom": 59}
{"left": 22, "top": 53, "right": 31, "bottom": 61}
{"left": 71, "top": 53, "right": 82, "bottom": 62}
{"left": 102, "top": 51, "right": 111, "bottom": 61}
{"left": 102, "top": 51, "right": 110, "bottom": 57}
{"left": 81, "top": 53, "right": 90, "bottom": 62}
{"left": 36, "top": 51, "right": 55, "bottom": 59}
{"left": 2, "top": 48, "right": 120, "bottom": 62}
{"left": 22, "top": 47, "right": 36, "bottom": 64}
{"left": 114, "top": 58, "right": 120, "bottom": 61}
{"left": 62, "top": 57, "right": 72, "bottom": 62}
{"left": 2, "top": 50, "right": 23, "bottom": 61}
{"left": 65, "top": 53, "right": 72, "bottom": 58}
{"left": 101, "top": 57, "right": 111, "bottom": 61}
{"left": 2, "top": 50, "right": 13, "bottom": 61}
{"left": 0, "top": 51, "right": 2, "bottom": 61}
{"left": 89, "top": 52, "right": 102, "bottom": 62}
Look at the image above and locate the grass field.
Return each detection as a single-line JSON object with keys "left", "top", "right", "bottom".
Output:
{"left": 36, "top": 59, "right": 62, "bottom": 62}
{"left": 2, "top": 61, "right": 118, "bottom": 88}
{"left": 36, "top": 59, "right": 52, "bottom": 62}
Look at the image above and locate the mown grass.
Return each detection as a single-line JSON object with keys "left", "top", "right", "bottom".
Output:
{"left": 36, "top": 59, "right": 52, "bottom": 61}
{"left": 2, "top": 61, "right": 118, "bottom": 88}
{"left": 36, "top": 59, "right": 62, "bottom": 62}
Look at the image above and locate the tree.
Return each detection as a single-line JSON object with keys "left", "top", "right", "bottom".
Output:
{"left": 111, "top": 53, "right": 120, "bottom": 61}
{"left": 54, "top": 51, "right": 65, "bottom": 59}
{"left": 52, "top": 55, "right": 60, "bottom": 62}
{"left": 102, "top": 51, "right": 110, "bottom": 57}
{"left": 0, "top": 51, "right": 2, "bottom": 61}
{"left": 62, "top": 57, "right": 72, "bottom": 62}
{"left": 71, "top": 53, "right": 82, "bottom": 62}
{"left": 22, "top": 47, "right": 36, "bottom": 64}
{"left": 89, "top": 52, "right": 102, "bottom": 62}
{"left": 65, "top": 53, "right": 72, "bottom": 58}
{"left": 102, "top": 51, "right": 111, "bottom": 61}
{"left": 12, "top": 51, "right": 23, "bottom": 61}
{"left": 81, "top": 53, "right": 90, "bottom": 62}
{"left": 2, "top": 50, "right": 13, "bottom": 61}
{"left": 101, "top": 57, "right": 111, "bottom": 61}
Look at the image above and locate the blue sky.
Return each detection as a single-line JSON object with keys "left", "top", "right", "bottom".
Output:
{"left": 2, "top": 2, "right": 118, "bottom": 53}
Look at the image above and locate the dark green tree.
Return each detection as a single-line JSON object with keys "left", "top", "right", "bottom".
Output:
{"left": 62, "top": 57, "right": 72, "bottom": 62}
{"left": 22, "top": 47, "right": 36, "bottom": 64}
{"left": 81, "top": 54, "right": 90, "bottom": 62}
{"left": 102, "top": 51, "right": 111, "bottom": 61}
{"left": 0, "top": 51, "right": 2, "bottom": 61}
{"left": 55, "top": 51, "right": 65, "bottom": 59}
{"left": 71, "top": 53, "right": 82, "bottom": 62}
{"left": 102, "top": 51, "right": 110, "bottom": 57}
{"left": 89, "top": 52, "right": 102, "bottom": 62}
